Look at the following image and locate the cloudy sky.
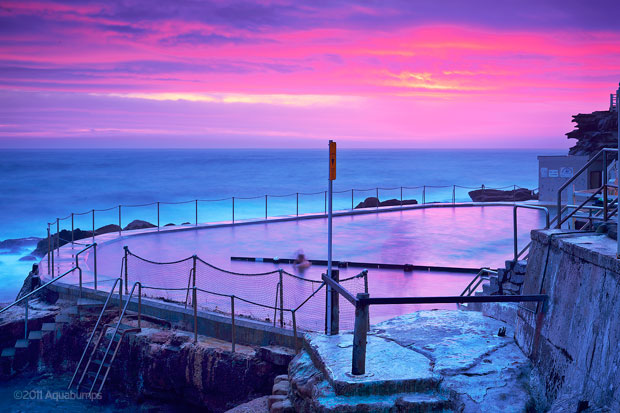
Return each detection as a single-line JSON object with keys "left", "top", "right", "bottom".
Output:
{"left": 1, "top": 0, "right": 619, "bottom": 148}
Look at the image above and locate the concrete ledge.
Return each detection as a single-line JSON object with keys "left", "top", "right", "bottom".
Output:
{"left": 49, "top": 282, "right": 299, "bottom": 348}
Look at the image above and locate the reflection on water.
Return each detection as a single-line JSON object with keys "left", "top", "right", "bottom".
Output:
{"left": 90, "top": 206, "right": 545, "bottom": 325}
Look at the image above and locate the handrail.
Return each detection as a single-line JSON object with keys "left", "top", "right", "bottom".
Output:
{"left": 460, "top": 268, "right": 497, "bottom": 297}
{"left": 69, "top": 277, "right": 123, "bottom": 389}
{"left": 556, "top": 148, "right": 618, "bottom": 228}
{"left": 322, "top": 273, "right": 547, "bottom": 375}
{"left": 75, "top": 243, "right": 97, "bottom": 295}
{"left": 514, "top": 205, "right": 549, "bottom": 261}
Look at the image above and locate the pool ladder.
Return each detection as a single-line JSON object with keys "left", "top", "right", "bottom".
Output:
{"left": 68, "top": 279, "right": 142, "bottom": 394}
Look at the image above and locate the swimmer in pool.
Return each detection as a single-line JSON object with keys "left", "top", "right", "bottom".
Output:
{"left": 293, "top": 249, "right": 311, "bottom": 273}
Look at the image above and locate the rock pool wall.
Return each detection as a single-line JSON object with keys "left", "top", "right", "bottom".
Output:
{"left": 516, "top": 229, "right": 620, "bottom": 411}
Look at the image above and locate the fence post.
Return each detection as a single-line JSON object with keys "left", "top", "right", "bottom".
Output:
{"left": 376, "top": 188, "right": 379, "bottom": 209}
{"left": 47, "top": 225, "right": 51, "bottom": 274}
{"left": 193, "top": 286, "right": 198, "bottom": 343}
{"left": 352, "top": 293, "right": 369, "bottom": 375}
{"left": 51, "top": 231, "right": 55, "bottom": 278}
{"left": 363, "top": 270, "right": 369, "bottom": 331}
{"left": 351, "top": 189, "right": 354, "bottom": 209}
{"left": 279, "top": 270, "right": 284, "bottom": 328}
{"left": 330, "top": 269, "right": 339, "bottom": 335}
{"left": 56, "top": 218, "right": 59, "bottom": 255}
{"left": 157, "top": 202, "right": 160, "bottom": 231}
{"left": 123, "top": 246, "right": 129, "bottom": 293}
{"left": 92, "top": 210, "right": 95, "bottom": 242}
{"left": 603, "top": 152, "right": 608, "bottom": 221}
{"left": 265, "top": 195, "right": 268, "bottom": 219}
{"left": 24, "top": 296, "right": 28, "bottom": 339}
{"left": 231, "top": 296, "right": 236, "bottom": 352}
{"left": 119, "top": 278, "right": 123, "bottom": 318}
{"left": 138, "top": 284, "right": 141, "bottom": 329}
{"left": 324, "top": 191, "right": 327, "bottom": 214}
{"left": 192, "top": 255, "right": 197, "bottom": 288}
{"left": 118, "top": 205, "right": 122, "bottom": 235}
{"left": 422, "top": 186, "right": 426, "bottom": 204}
{"left": 452, "top": 185, "right": 456, "bottom": 204}
{"left": 71, "top": 213, "right": 74, "bottom": 245}
{"left": 513, "top": 185, "right": 516, "bottom": 203}
{"left": 513, "top": 207, "right": 518, "bottom": 262}
{"left": 400, "top": 187, "right": 403, "bottom": 206}
{"left": 232, "top": 197, "right": 235, "bottom": 224}
{"left": 94, "top": 243, "right": 98, "bottom": 290}
{"left": 296, "top": 193, "right": 299, "bottom": 216}
{"left": 195, "top": 200, "right": 198, "bottom": 226}
{"left": 292, "top": 310, "right": 299, "bottom": 353}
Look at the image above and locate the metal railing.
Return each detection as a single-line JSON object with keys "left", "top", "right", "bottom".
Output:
{"left": 0, "top": 266, "right": 78, "bottom": 339}
{"left": 460, "top": 268, "right": 498, "bottom": 297}
{"left": 322, "top": 273, "right": 547, "bottom": 375}
{"left": 513, "top": 205, "right": 550, "bottom": 261}
{"left": 556, "top": 148, "right": 618, "bottom": 229}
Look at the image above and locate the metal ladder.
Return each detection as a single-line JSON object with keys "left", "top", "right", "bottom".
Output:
{"left": 69, "top": 279, "right": 142, "bottom": 394}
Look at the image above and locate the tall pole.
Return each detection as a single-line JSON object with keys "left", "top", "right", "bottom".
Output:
{"left": 327, "top": 140, "right": 336, "bottom": 334}
{"left": 616, "top": 83, "right": 620, "bottom": 258}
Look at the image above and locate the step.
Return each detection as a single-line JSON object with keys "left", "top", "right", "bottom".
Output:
{"left": 77, "top": 298, "right": 105, "bottom": 308}
{"left": 55, "top": 314, "right": 72, "bottom": 323}
{"left": 41, "top": 323, "right": 56, "bottom": 331}
{"left": 14, "top": 339, "right": 29, "bottom": 349}
{"left": 314, "top": 390, "right": 450, "bottom": 412}
{"left": 91, "top": 359, "right": 111, "bottom": 369}
{"left": 1, "top": 348, "right": 16, "bottom": 357}
{"left": 28, "top": 331, "right": 43, "bottom": 340}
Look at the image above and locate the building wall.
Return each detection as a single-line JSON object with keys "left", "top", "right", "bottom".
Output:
{"left": 515, "top": 229, "right": 620, "bottom": 411}
{"left": 537, "top": 155, "right": 588, "bottom": 202}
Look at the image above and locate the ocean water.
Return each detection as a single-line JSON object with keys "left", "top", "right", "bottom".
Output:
{"left": 0, "top": 148, "right": 558, "bottom": 301}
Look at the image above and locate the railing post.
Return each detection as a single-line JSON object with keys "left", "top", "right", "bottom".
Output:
{"left": 24, "top": 296, "right": 28, "bottom": 339}
{"left": 138, "top": 283, "right": 141, "bottom": 329}
{"left": 556, "top": 190, "right": 562, "bottom": 229}
{"left": 363, "top": 270, "right": 370, "bottom": 331}
{"left": 51, "top": 232, "right": 55, "bottom": 278}
{"left": 352, "top": 293, "right": 369, "bottom": 375}
{"left": 513, "top": 207, "right": 518, "bottom": 262}
{"left": 603, "top": 152, "right": 608, "bottom": 221}
{"left": 376, "top": 188, "right": 379, "bottom": 209}
{"left": 47, "top": 225, "right": 51, "bottom": 274}
{"left": 400, "top": 187, "right": 403, "bottom": 206}
{"left": 230, "top": 296, "right": 236, "bottom": 352}
{"left": 352, "top": 189, "right": 354, "bottom": 209}
{"left": 56, "top": 218, "right": 59, "bottom": 255}
{"left": 193, "top": 286, "right": 198, "bottom": 343}
{"left": 195, "top": 200, "right": 198, "bottom": 226}
{"left": 92, "top": 210, "right": 95, "bottom": 242}
{"left": 296, "top": 193, "right": 299, "bottom": 216}
{"left": 94, "top": 243, "right": 98, "bottom": 290}
{"left": 157, "top": 202, "right": 160, "bottom": 231}
{"left": 265, "top": 195, "right": 268, "bottom": 219}
{"left": 123, "top": 246, "right": 129, "bottom": 294}
{"left": 452, "top": 185, "right": 456, "bottom": 204}
{"left": 292, "top": 310, "right": 299, "bottom": 353}
{"left": 71, "top": 213, "right": 74, "bottom": 245}
{"left": 422, "top": 186, "right": 426, "bottom": 204}
{"left": 78, "top": 267, "right": 82, "bottom": 298}
{"left": 118, "top": 205, "right": 122, "bottom": 235}
{"left": 330, "top": 269, "right": 339, "bottom": 335}
{"left": 119, "top": 278, "right": 123, "bottom": 318}
{"left": 192, "top": 255, "right": 197, "bottom": 289}
{"left": 279, "top": 269, "right": 284, "bottom": 328}
{"left": 232, "top": 197, "right": 235, "bottom": 224}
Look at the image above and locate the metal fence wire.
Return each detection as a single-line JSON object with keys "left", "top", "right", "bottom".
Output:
{"left": 124, "top": 249, "right": 367, "bottom": 332}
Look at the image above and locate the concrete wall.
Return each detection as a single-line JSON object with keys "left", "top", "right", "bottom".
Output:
{"left": 515, "top": 229, "right": 620, "bottom": 411}
{"left": 537, "top": 155, "right": 588, "bottom": 202}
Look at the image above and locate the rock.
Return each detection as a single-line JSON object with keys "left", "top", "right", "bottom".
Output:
{"left": 514, "top": 260, "right": 527, "bottom": 274}
{"left": 270, "top": 399, "right": 293, "bottom": 413}
{"left": 19, "top": 255, "right": 38, "bottom": 261}
{"left": 258, "top": 346, "right": 296, "bottom": 367}
{"left": 354, "top": 197, "right": 417, "bottom": 209}
{"left": 225, "top": 395, "right": 269, "bottom": 412}
{"left": 468, "top": 188, "right": 538, "bottom": 202}
{"left": 511, "top": 273, "right": 525, "bottom": 284}
{"left": 502, "top": 282, "right": 521, "bottom": 294}
{"left": 0, "top": 237, "right": 41, "bottom": 253}
{"left": 181, "top": 222, "right": 190, "bottom": 225}
{"left": 272, "top": 380, "right": 289, "bottom": 396}
{"left": 567, "top": 110, "right": 618, "bottom": 156}
{"left": 164, "top": 223, "right": 175, "bottom": 227}
{"left": 32, "top": 229, "right": 93, "bottom": 256}
{"left": 15, "top": 264, "right": 57, "bottom": 302}
{"left": 497, "top": 268, "right": 507, "bottom": 283}
{"left": 123, "top": 219, "right": 156, "bottom": 231}
{"left": 274, "top": 374, "right": 289, "bottom": 384}
{"left": 95, "top": 224, "right": 121, "bottom": 234}
{"left": 267, "top": 395, "right": 287, "bottom": 409}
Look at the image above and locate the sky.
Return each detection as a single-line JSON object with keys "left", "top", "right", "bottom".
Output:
{"left": 0, "top": 0, "right": 619, "bottom": 149}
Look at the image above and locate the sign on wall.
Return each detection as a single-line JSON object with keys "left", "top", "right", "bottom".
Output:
{"left": 560, "top": 167, "right": 574, "bottom": 178}
{"left": 549, "top": 169, "right": 559, "bottom": 178}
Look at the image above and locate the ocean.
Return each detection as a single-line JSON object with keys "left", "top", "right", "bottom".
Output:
{"left": 0, "top": 148, "right": 558, "bottom": 300}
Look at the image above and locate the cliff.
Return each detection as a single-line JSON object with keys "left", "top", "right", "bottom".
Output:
{"left": 567, "top": 109, "right": 618, "bottom": 156}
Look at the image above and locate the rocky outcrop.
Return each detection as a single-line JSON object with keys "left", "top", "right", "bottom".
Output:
{"left": 468, "top": 188, "right": 537, "bottom": 202}
{"left": 567, "top": 110, "right": 618, "bottom": 156}
{"left": 123, "top": 219, "right": 156, "bottom": 231}
{"left": 354, "top": 197, "right": 417, "bottom": 209}
{"left": 0, "top": 237, "right": 41, "bottom": 253}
